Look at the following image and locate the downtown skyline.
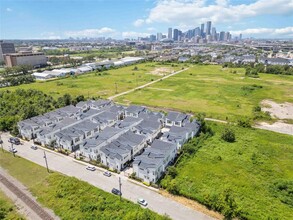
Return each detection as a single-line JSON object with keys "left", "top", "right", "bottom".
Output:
{"left": 1, "top": 0, "right": 293, "bottom": 40}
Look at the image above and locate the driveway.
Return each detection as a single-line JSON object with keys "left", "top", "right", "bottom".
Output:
{"left": 0, "top": 133, "right": 214, "bottom": 220}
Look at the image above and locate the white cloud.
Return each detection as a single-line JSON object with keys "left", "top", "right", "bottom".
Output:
{"left": 134, "top": 0, "right": 293, "bottom": 28}
{"left": 64, "top": 27, "right": 117, "bottom": 38}
{"left": 133, "top": 19, "right": 145, "bottom": 27}
{"left": 231, "top": 26, "right": 293, "bottom": 37}
{"left": 122, "top": 31, "right": 150, "bottom": 39}
{"left": 40, "top": 32, "right": 61, "bottom": 39}
{"left": 6, "top": 8, "right": 12, "bottom": 12}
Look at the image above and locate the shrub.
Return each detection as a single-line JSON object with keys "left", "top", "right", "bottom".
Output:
{"left": 221, "top": 126, "right": 236, "bottom": 142}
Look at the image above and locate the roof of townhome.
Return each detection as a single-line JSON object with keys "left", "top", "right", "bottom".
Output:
{"left": 138, "top": 111, "right": 164, "bottom": 121}
{"left": 91, "top": 99, "right": 112, "bottom": 108}
{"left": 125, "top": 105, "right": 146, "bottom": 114}
{"left": 100, "top": 142, "right": 129, "bottom": 160}
{"left": 93, "top": 127, "right": 124, "bottom": 146}
{"left": 133, "top": 140, "right": 176, "bottom": 169}
{"left": 78, "top": 109, "right": 102, "bottom": 120}
{"left": 108, "top": 104, "right": 125, "bottom": 113}
{"left": 116, "top": 130, "right": 145, "bottom": 147}
{"left": 166, "top": 111, "right": 189, "bottom": 122}
{"left": 115, "top": 117, "right": 143, "bottom": 129}
{"left": 92, "top": 111, "right": 117, "bottom": 123}
{"left": 81, "top": 138, "right": 98, "bottom": 150}
{"left": 76, "top": 100, "right": 92, "bottom": 109}
{"left": 134, "top": 119, "right": 161, "bottom": 135}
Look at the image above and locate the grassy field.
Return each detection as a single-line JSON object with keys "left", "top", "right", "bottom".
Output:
{"left": 0, "top": 151, "right": 169, "bottom": 220}
{"left": 116, "top": 65, "right": 293, "bottom": 121}
{"left": 0, "top": 190, "right": 24, "bottom": 219}
{"left": 0, "top": 62, "right": 184, "bottom": 99}
{"left": 161, "top": 122, "right": 293, "bottom": 219}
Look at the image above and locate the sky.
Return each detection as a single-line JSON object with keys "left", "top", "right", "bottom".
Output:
{"left": 1, "top": 0, "right": 293, "bottom": 39}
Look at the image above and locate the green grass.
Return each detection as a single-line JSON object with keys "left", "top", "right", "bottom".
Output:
{"left": 0, "top": 190, "right": 24, "bottom": 220}
{"left": 161, "top": 122, "right": 293, "bottom": 219}
{"left": 0, "top": 151, "right": 169, "bottom": 220}
{"left": 0, "top": 62, "right": 184, "bottom": 99}
{"left": 116, "top": 65, "right": 293, "bottom": 121}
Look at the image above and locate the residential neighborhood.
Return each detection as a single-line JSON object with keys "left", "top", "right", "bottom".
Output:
{"left": 17, "top": 100, "right": 201, "bottom": 183}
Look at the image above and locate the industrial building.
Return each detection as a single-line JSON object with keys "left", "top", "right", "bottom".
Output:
{"left": 4, "top": 51, "right": 47, "bottom": 67}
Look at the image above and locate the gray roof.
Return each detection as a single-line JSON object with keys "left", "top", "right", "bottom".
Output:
{"left": 133, "top": 140, "right": 176, "bottom": 169}
{"left": 115, "top": 117, "right": 143, "bottom": 129}
{"left": 125, "top": 105, "right": 146, "bottom": 114}
{"left": 166, "top": 111, "right": 189, "bottom": 122}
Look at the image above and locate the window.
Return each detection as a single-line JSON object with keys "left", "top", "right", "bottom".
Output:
{"left": 87, "top": 131, "right": 91, "bottom": 136}
{"left": 167, "top": 120, "right": 172, "bottom": 124}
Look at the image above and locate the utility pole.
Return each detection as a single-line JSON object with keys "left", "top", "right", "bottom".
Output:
{"left": 119, "top": 177, "right": 122, "bottom": 201}
{"left": 43, "top": 151, "right": 50, "bottom": 173}
{"left": 0, "top": 134, "right": 3, "bottom": 152}
{"left": 11, "top": 143, "right": 15, "bottom": 157}
{"left": 115, "top": 82, "right": 118, "bottom": 94}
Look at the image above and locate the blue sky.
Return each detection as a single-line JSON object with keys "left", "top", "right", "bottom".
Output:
{"left": 1, "top": 0, "right": 293, "bottom": 39}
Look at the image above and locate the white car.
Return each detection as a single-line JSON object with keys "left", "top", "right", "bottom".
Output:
{"left": 9, "top": 148, "right": 17, "bottom": 153}
{"left": 103, "top": 171, "right": 111, "bottom": 177}
{"left": 86, "top": 165, "right": 96, "bottom": 171}
{"left": 137, "top": 198, "right": 148, "bottom": 206}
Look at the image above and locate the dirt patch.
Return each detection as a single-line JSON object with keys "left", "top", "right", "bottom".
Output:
{"left": 148, "top": 87, "right": 174, "bottom": 91}
{"left": 261, "top": 100, "right": 293, "bottom": 119}
{"left": 160, "top": 190, "right": 223, "bottom": 219}
{"left": 255, "top": 121, "right": 293, "bottom": 136}
{"left": 148, "top": 67, "right": 174, "bottom": 76}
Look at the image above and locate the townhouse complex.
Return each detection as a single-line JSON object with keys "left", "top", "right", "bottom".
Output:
{"left": 18, "top": 100, "right": 200, "bottom": 184}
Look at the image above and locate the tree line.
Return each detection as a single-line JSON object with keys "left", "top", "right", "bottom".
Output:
{"left": 0, "top": 89, "right": 86, "bottom": 134}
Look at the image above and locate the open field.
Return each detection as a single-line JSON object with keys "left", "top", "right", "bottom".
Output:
{"left": 0, "top": 190, "right": 24, "bottom": 220}
{"left": 0, "top": 150, "right": 169, "bottom": 220}
{"left": 69, "top": 50, "right": 136, "bottom": 58}
{"left": 161, "top": 122, "right": 293, "bottom": 219}
{"left": 116, "top": 65, "right": 293, "bottom": 121}
{"left": 0, "top": 62, "right": 184, "bottom": 99}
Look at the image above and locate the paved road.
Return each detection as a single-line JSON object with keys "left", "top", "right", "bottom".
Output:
{"left": 108, "top": 68, "right": 189, "bottom": 100}
{"left": 0, "top": 133, "right": 213, "bottom": 220}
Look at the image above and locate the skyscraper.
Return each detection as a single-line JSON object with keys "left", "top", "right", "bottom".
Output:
{"left": 0, "top": 41, "right": 16, "bottom": 63}
{"left": 149, "top": 34, "right": 156, "bottom": 42}
{"left": 200, "top": 23, "right": 205, "bottom": 38}
{"left": 157, "top": 32, "right": 162, "bottom": 41}
{"left": 219, "top": 31, "right": 225, "bottom": 41}
{"left": 173, "top": 29, "right": 179, "bottom": 41}
{"left": 194, "top": 27, "right": 201, "bottom": 37}
{"left": 211, "top": 27, "right": 217, "bottom": 41}
{"left": 168, "top": 28, "right": 172, "bottom": 39}
{"left": 206, "top": 21, "right": 212, "bottom": 36}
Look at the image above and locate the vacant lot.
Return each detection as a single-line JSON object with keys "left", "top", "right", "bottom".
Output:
{"left": 116, "top": 65, "right": 293, "bottom": 121}
{"left": 161, "top": 122, "right": 293, "bottom": 219}
{"left": 0, "top": 151, "right": 169, "bottom": 220}
{"left": 0, "top": 62, "right": 184, "bottom": 99}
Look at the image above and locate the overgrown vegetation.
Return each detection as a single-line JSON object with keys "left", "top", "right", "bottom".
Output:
{"left": 0, "top": 150, "right": 169, "bottom": 220}
{"left": 0, "top": 191, "right": 24, "bottom": 220}
{"left": 160, "top": 122, "right": 293, "bottom": 219}
{"left": 0, "top": 89, "right": 85, "bottom": 134}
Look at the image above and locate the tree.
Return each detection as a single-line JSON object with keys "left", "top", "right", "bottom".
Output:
{"left": 221, "top": 126, "right": 236, "bottom": 142}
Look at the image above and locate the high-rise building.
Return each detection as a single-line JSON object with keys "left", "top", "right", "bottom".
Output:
{"left": 168, "top": 28, "right": 172, "bottom": 39}
{"left": 157, "top": 32, "right": 162, "bottom": 41}
{"left": 211, "top": 27, "right": 217, "bottom": 41}
{"left": 206, "top": 21, "right": 212, "bottom": 36}
{"left": 200, "top": 23, "right": 205, "bottom": 38}
{"left": 239, "top": 33, "right": 242, "bottom": 40}
{"left": 173, "top": 29, "right": 179, "bottom": 41}
{"left": 219, "top": 31, "right": 225, "bottom": 41}
{"left": 194, "top": 27, "right": 201, "bottom": 37}
{"left": 178, "top": 30, "right": 182, "bottom": 41}
{"left": 149, "top": 34, "right": 156, "bottom": 42}
{"left": 0, "top": 41, "right": 16, "bottom": 63}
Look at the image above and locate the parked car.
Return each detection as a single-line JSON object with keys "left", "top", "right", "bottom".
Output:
{"left": 137, "top": 198, "right": 148, "bottom": 206}
{"left": 31, "top": 145, "right": 38, "bottom": 150}
{"left": 8, "top": 137, "right": 20, "bottom": 145}
{"left": 9, "top": 148, "right": 17, "bottom": 153}
{"left": 111, "top": 188, "right": 122, "bottom": 196}
{"left": 86, "top": 165, "right": 96, "bottom": 171}
{"left": 103, "top": 171, "right": 111, "bottom": 177}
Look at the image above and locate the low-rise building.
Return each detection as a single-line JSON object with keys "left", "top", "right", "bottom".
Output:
{"left": 4, "top": 51, "right": 47, "bottom": 67}
{"left": 133, "top": 140, "right": 177, "bottom": 184}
